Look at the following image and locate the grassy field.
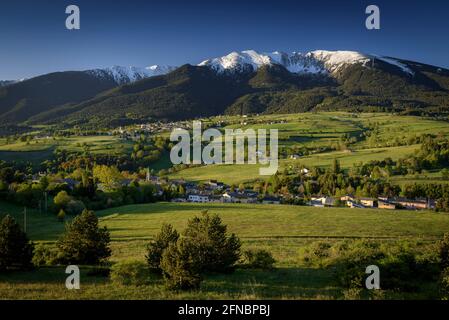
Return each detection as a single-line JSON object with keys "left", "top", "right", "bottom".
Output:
{"left": 168, "top": 145, "right": 420, "bottom": 184}
{"left": 168, "top": 112, "right": 449, "bottom": 184}
{"left": 1, "top": 112, "right": 449, "bottom": 181}
{"left": 1, "top": 202, "right": 448, "bottom": 299}
{"left": 2, "top": 112, "right": 449, "bottom": 299}
{"left": 0, "top": 135, "right": 133, "bottom": 165}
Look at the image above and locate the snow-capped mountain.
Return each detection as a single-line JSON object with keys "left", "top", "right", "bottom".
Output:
{"left": 87, "top": 65, "right": 176, "bottom": 85}
{"left": 72, "top": 49, "right": 419, "bottom": 89}
{"left": 2, "top": 48, "right": 447, "bottom": 127}
{"left": 0, "top": 81, "right": 15, "bottom": 87}
{"left": 199, "top": 49, "right": 414, "bottom": 77}
{"left": 0, "top": 79, "right": 26, "bottom": 87}
{"left": 2, "top": 50, "right": 416, "bottom": 89}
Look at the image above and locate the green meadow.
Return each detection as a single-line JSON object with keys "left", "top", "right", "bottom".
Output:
{"left": 2, "top": 112, "right": 449, "bottom": 179}
{"left": 168, "top": 112, "right": 449, "bottom": 184}
{"left": 1, "top": 112, "right": 449, "bottom": 299}
{"left": 0, "top": 135, "right": 133, "bottom": 165}
{"left": 169, "top": 145, "right": 420, "bottom": 184}
{"left": 1, "top": 202, "right": 448, "bottom": 299}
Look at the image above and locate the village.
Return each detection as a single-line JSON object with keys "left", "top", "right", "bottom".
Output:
{"left": 167, "top": 177, "right": 436, "bottom": 211}
{"left": 28, "top": 169, "right": 436, "bottom": 212}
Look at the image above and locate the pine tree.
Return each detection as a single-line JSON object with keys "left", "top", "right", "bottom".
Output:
{"left": 146, "top": 224, "right": 179, "bottom": 272}
{"left": 333, "top": 158, "right": 341, "bottom": 174}
{"left": 0, "top": 215, "right": 34, "bottom": 271}
{"left": 160, "top": 239, "right": 202, "bottom": 290}
{"left": 182, "top": 212, "right": 241, "bottom": 273}
{"left": 57, "top": 210, "right": 111, "bottom": 265}
{"left": 160, "top": 212, "right": 241, "bottom": 290}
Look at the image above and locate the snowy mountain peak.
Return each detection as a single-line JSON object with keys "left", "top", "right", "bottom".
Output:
{"left": 307, "top": 50, "right": 371, "bottom": 72}
{"left": 87, "top": 65, "right": 176, "bottom": 85}
{"left": 79, "top": 50, "right": 416, "bottom": 86}
{"left": 199, "top": 49, "right": 373, "bottom": 75}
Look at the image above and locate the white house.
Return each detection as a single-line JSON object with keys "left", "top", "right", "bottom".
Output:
{"left": 188, "top": 194, "right": 209, "bottom": 203}
{"left": 311, "top": 196, "right": 334, "bottom": 207}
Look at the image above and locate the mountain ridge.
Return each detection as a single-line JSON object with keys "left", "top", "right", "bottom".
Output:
{"left": 1, "top": 49, "right": 449, "bottom": 128}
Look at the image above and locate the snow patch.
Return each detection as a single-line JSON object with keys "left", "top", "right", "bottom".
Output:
{"left": 87, "top": 65, "right": 176, "bottom": 84}
{"left": 199, "top": 49, "right": 414, "bottom": 77}
{"left": 373, "top": 56, "right": 415, "bottom": 76}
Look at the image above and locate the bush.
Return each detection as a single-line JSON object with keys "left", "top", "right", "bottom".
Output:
{"left": 110, "top": 260, "right": 152, "bottom": 286}
{"left": 160, "top": 239, "right": 202, "bottom": 290}
{"left": 146, "top": 224, "right": 179, "bottom": 273}
{"left": 241, "top": 249, "right": 276, "bottom": 270}
{"left": 57, "top": 209, "right": 66, "bottom": 222}
{"left": 334, "top": 241, "right": 384, "bottom": 289}
{"left": 439, "top": 233, "right": 449, "bottom": 269}
{"left": 0, "top": 215, "right": 34, "bottom": 271}
{"left": 65, "top": 200, "right": 86, "bottom": 215}
{"left": 440, "top": 267, "right": 449, "bottom": 299}
{"left": 32, "top": 243, "right": 59, "bottom": 267}
{"left": 56, "top": 209, "right": 111, "bottom": 265}
{"left": 301, "top": 241, "right": 332, "bottom": 266}
{"left": 53, "top": 191, "right": 72, "bottom": 210}
{"left": 333, "top": 240, "right": 439, "bottom": 292}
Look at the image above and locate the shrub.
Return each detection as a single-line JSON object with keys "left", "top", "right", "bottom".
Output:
{"left": 440, "top": 267, "right": 449, "bottom": 299}
{"left": 160, "top": 239, "right": 202, "bottom": 290}
{"left": 146, "top": 224, "right": 179, "bottom": 273}
{"left": 241, "top": 249, "right": 276, "bottom": 270}
{"left": 53, "top": 190, "right": 72, "bottom": 210}
{"left": 333, "top": 240, "right": 439, "bottom": 292}
{"left": 378, "top": 252, "right": 420, "bottom": 291}
{"left": 57, "top": 209, "right": 66, "bottom": 222}
{"left": 32, "top": 243, "right": 59, "bottom": 267}
{"left": 439, "top": 233, "right": 449, "bottom": 269}
{"left": 110, "top": 260, "right": 152, "bottom": 286}
{"left": 299, "top": 241, "right": 342, "bottom": 267}
{"left": 65, "top": 200, "right": 86, "bottom": 215}
{"left": 334, "top": 243, "right": 384, "bottom": 289}
{"left": 56, "top": 209, "right": 111, "bottom": 265}
{"left": 0, "top": 215, "right": 34, "bottom": 271}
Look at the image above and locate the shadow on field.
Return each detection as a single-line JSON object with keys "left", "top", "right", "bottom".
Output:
{"left": 202, "top": 267, "right": 340, "bottom": 299}
{"left": 97, "top": 203, "right": 253, "bottom": 217}
{"left": 0, "top": 267, "right": 107, "bottom": 285}
{"left": 0, "top": 266, "right": 339, "bottom": 299}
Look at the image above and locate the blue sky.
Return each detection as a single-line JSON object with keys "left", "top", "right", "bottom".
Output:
{"left": 1, "top": 0, "right": 448, "bottom": 80}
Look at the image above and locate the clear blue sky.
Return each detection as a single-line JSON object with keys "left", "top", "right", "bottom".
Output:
{"left": 1, "top": 0, "right": 448, "bottom": 80}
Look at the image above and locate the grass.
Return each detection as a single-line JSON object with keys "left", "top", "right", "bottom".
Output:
{"left": 59, "top": 136, "right": 133, "bottom": 155}
{"left": 1, "top": 112, "right": 449, "bottom": 181}
{"left": 0, "top": 201, "right": 66, "bottom": 242}
{"left": 0, "top": 135, "right": 133, "bottom": 165}
{"left": 168, "top": 112, "right": 449, "bottom": 184}
{"left": 168, "top": 145, "right": 419, "bottom": 184}
{"left": 2, "top": 112, "right": 449, "bottom": 299}
{"left": 287, "top": 144, "right": 419, "bottom": 169}
{"left": 1, "top": 202, "right": 448, "bottom": 299}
